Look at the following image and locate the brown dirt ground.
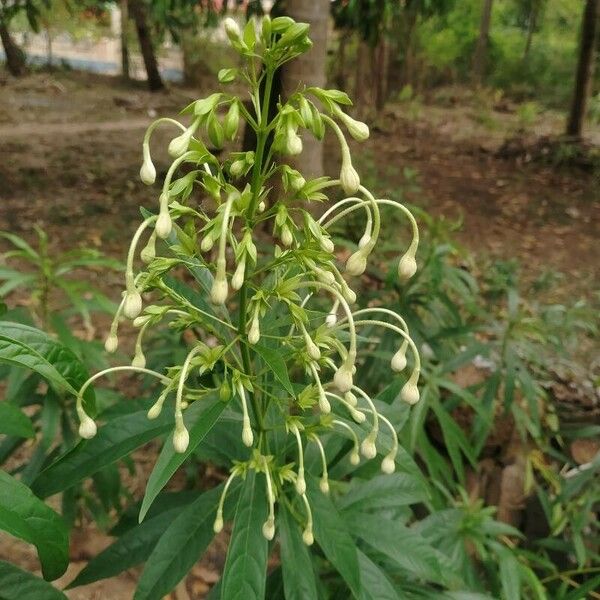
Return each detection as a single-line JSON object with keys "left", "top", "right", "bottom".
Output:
{"left": 0, "top": 70, "right": 598, "bottom": 597}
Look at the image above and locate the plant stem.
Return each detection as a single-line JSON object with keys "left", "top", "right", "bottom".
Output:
{"left": 237, "top": 66, "right": 275, "bottom": 434}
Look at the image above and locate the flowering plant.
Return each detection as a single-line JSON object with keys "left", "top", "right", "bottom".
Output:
{"left": 74, "top": 14, "right": 421, "bottom": 595}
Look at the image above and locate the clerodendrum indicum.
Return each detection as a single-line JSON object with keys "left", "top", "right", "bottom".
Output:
{"left": 76, "top": 15, "right": 421, "bottom": 545}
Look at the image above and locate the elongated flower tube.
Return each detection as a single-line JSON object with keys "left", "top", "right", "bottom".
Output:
{"left": 301, "top": 493, "right": 314, "bottom": 546}
{"left": 140, "top": 117, "right": 186, "bottom": 185}
{"left": 332, "top": 104, "right": 370, "bottom": 141}
{"left": 301, "top": 323, "right": 321, "bottom": 360}
{"left": 401, "top": 369, "right": 420, "bottom": 405}
{"left": 333, "top": 419, "right": 361, "bottom": 465}
{"left": 309, "top": 363, "right": 331, "bottom": 414}
{"left": 104, "top": 291, "right": 129, "bottom": 353}
{"left": 231, "top": 256, "right": 246, "bottom": 291}
{"left": 174, "top": 345, "right": 205, "bottom": 453}
{"left": 364, "top": 410, "right": 399, "bottom": 474}
{"left": 351, "top": 385, "right": 380, "bottom": 456}
{"left": 248, "top": 307, "right": 261, "bottom": 345}
{"left": 140, "top": 230, "right": 157, "bottom": 263}
{"left": 236, "top": 382, "right": 253, "bottom": 447}
{"left": 214, "top": 470, "right": 238, "bottom": 533}
{"left": 148, "top": 384, "right": 172, "bottom": 420}
{"left": 326, "top": 301, "right": 339, "bottom": 327}
{"left": 323, "top": 115, "right": 360, "bottom": 194}
{"left": 131, "top": 320, "right": 150, "bottom": 368}
{"left": 291, "top": 424, "right": 306, "bottom": 494}
{"left": 325, "top": 391, "right": 365, "bottom": 423}
{"left": 76, "top": 366, "right": 171, "bottom": 439}
{"left": 398, "top": 237, "right": 419, "bottom": 281}
{"left": 310, "top": 434, "right": 330, "bottom": 494}
{"left": 210, "top": 192, "right": 237, "bottom": 305}
{"left": 168, "top": 117, "right": 201, "bottom": 158}
{"left": 262, "top": 457, "right": 276, "bottom": 540}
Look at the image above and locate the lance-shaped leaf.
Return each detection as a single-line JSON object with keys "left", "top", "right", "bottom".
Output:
{"left": 220, "top": 470, "right": 269, "bottom": 600}
{"left": 32, "top": 407, "right": 172, "bottom": 498}
{"left": 139, "top": 395, "right": 226, "bottom": 522}
{"left": 0, "top": 561, "right": 68, "bottom": 599}
{"left": 0, "top": 401, "right": 34, "bottom": 438}
{"left": 0, "top": 321, "right": 94, "bottom": 410}
{"left": 134, "top": 482, "right": 240, "bottom": 600}
{"left": 0, "top": 471, "right": 69, "bottom": 581}
{"left": 308, "top": 475, "right": 361, "bottom": 597}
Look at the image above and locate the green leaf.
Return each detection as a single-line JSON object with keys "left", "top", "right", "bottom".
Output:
{"left": 0, "top": 471, "right": 69, "bottom": 581}
{"left": 337, "top": 473, "right": 428, "bottom": 514}
{"left": 499, "top": 552, "right": 520, "bottom": 600}
{"left": 308, "top": 475, "right": 361, "bottom": 597}
{"left": 0, "top": 321, "right": 94, "bottom": 410}
{"left": 357, "top": 550, "right": 400, "bottom": 600}
{"left": 352, "top": 514, "right": 444, "bottom": 584}
{"left": 563, "top": 574, "right": 600, "bottom": 600}
{"left": 279, "top": 504, "right": 318, "bottom": 600}
{"left": 139, "top": 396, "right": 226, "bottom": 522}
{"left": 32, "top": 408, "right": 171, "bottom": 498}
{"left": 0, "top": 561, "right": 68, "bottom": 599}
{"left": 253, "top": 344, "right": 295, "bottom": 396}
{"left": 135, "top": 482, "right": 239, "bottom": 600}
{"left": 221, "top": 470, "right": 269, "bottom": 600}
{"left": 0, "top": 402, "right": 34, "bottom": 438}
{"left": 67, "top": 505, "right": 185, "bottom": 588}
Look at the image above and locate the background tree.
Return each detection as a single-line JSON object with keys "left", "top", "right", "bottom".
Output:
{"left": 278, "top": 0, "right": 330, "bottom": 177}
{"left": 566, "top": 0, "right": 599, "bottom": 137}
{"left": 129, "top": 0, "right": 164, "bottom": 91}
{"left": 472, "top": 0, "right": 494, "bottom": 85}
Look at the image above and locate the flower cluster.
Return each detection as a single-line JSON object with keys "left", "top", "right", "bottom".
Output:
{"left": 75, "top": 15, "right": 421, "bottom": 545}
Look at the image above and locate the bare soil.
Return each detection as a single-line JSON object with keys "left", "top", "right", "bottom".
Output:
{"left": 0, "top": 70, "right": 598, "bottom": 597}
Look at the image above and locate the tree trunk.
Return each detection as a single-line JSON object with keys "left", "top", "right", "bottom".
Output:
{"left": 566, "top": 0, "right": 599, "bottom": 138}
{"left": 280, "top": 0, "right": 329, "bottom": 177}
{"left": 472, "top": 0, "right": 494, "bottom": 86}
{"left": 0, "top": 20, "right": 26, "bottom": 77}
{"left": 129, "top": 0, "right": 164, "bottom": 91}
{"left": 522, "top": 5, "right": 538, "bottom": 60}
{"left": 120, "top": 0, "right": 130, "bottom": 80}
{"left": 375, "top": 37, "right": 389, "bottom": 111}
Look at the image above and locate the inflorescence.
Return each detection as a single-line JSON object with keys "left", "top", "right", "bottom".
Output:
{"left": 75, "top": 15, "right": 422, "bottom": 545}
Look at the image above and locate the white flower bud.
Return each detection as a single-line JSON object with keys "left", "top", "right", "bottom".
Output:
{"left": 302, "top": 528, "right": 314, "bottom": 546}
{"left": 333, "top": 364, "right": 353, "bottom": 393}
{"left": 78, "top": 414, "right": 97, "bottom": 439}
{"left": 319, "top": 478, "right": 330, "bottom": 494}
{"left": 168, "top": 128, "right": 193, "bottom": 158}
{"left": 398, "top": 252, "right": 417, "bottom": 280}
{"left": 200, "top": 232, "right": 214, "bottom": 252}
{"left": 345, "top": 250, "right": 367, "bottom": 276}
{"left": 281, "top": 225, "right": 293, "bottom": 247}
{"left": 320, "top": 237, "right": 334, "bottom": 253}
{"left": 318, "top": 389, "right": 331, "bottom": 414}
{"left": 132, "top": 351, "right": 146, "bottom": 369}
{"left": 155, "top": 210, "right": 172, "bottom": 240}
{"left": 401, "top": 381, "right": 420, "bottom": 405}
{"left": 123, "top": 291, "right": 142, "bottom": 319}
{"left": 104, "top": 333, "right": 118, "bottom": 354}
{"left": 361, "top": 436, "right": 377, "bottom": 459}
{"left": 391, "top": 348, "right": 407, "bottom": 372}
{"left": 230, "top": 159, "right": 245, "bottom": 177}
{"left": 173, "top": 425, "right": 190, "bottom": 453}
{"left": 140, "top": 145, "right": 156, "bottom": 185}
{"left": 140, "top": 236, "right": 156, "bottom": 263}
{"left": 358, "top": 233, "right": 371, "bottom": 249}
{"left": 306, "top": 338, "right": 321, "bottom": 361}
{"left": 381, "top": 454, "right": 396, "bottom": 474}
{"left": 351, "top": 408, "right": 366, "bottom": 424}
{"left": 342, "top": 284, "right": 357, "bottom": 304}
{"left": 295, "top": 471, "right": 306, "bottom": 495}
{"left": 344, "top": 391, "right": 358, "bottom": 407}
{"left": 147, "top": 402, "right": 163, "bottom": 420}
{"left": 326, "top": 311, "right": 337, "bottom": 327}
{"left": 223, "top": 17, "right": 241, "bottom": 41}
{"left": 231, "top": 260, "right": 246, "bottom": 291}
{"left": 133, "top": 315, "right": 151, "bottom": 327}
{"left": 350, "top": 450, "right": 360, "bottom": 465}
{"left": 257, "top": 200, "right": 266, "bottom": 213}
{"left": 285, "top": 127, "right": 303, "bottom": 155}
{"left": 242, "top": 422, "right": 254, "bottom": 447}
{"left": 262, "top": 518, "right": 275, "bottom": 541}
{"left": 340, "top": 113, "right": 370, "bottom": 141}
{"left": 340, "top": 160, "right": 360, "bottom": 194}
{"left": 290, "top": 173, "right": 306, "bottom": 191}
{"left": 248, "top": 314, "right": 260, "bottom": 345}
{"left": 213, "top": 514, "right": 224, "bottom": 533}
{"left": 210, "top": 275, "right": 228, "bottom": 305}
{"left": 315, "top": 267, "right": 335, "bottom": 285}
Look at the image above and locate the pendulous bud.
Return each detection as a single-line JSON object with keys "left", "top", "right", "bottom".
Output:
{"left": 78, "top": 413, "right": 97, "bottom": 439}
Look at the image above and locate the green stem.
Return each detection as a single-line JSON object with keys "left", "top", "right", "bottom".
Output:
{"left": 237, "top": 66, "right": 276, "bottom": 435}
